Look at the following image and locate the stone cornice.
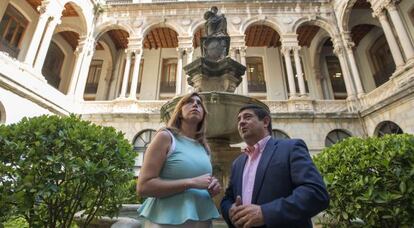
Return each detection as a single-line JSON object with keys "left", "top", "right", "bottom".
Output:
{"left": 103, "top": 1, "right": 332, "bottom": 17}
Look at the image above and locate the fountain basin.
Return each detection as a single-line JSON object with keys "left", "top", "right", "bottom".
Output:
{"left": 161, "top": 92, "right": 268, "bottom": 144}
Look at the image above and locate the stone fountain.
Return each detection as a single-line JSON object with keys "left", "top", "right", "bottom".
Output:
{"left": 160, "top": 6, "right": 268, "bottom": 205}
{"left": 75, "top": 7, "right": 268, "bottom": 227}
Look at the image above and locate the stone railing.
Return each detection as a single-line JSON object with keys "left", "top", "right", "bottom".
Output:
{"left": 80, "top": 99, "right": 167, "bottom": 114}
{"left": 360, "top": 65, "right": 414, "bottom": 111}
{"left": 0, "top": 52, "right": 74, "bottom": 115}
{"left": 264, "top": 99, "right": 348, "bottom": 114}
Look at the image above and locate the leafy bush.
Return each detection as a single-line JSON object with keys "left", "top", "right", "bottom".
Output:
{"left": 314, "top": 134, "right": 414, "bottom": 227}
{"left": 123, "top": 179, "right": 142, "bottom": 204}
{"left": 0, "top": 115, "right": 136, "bottom": 227}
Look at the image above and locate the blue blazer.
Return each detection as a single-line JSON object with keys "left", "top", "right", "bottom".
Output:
{"left": 220, "top": 138, "right": 329, "bottom": 228}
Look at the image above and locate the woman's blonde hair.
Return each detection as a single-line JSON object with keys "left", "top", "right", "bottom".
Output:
{"left": 166, "top": 92, "right": 210, "bottom": 153}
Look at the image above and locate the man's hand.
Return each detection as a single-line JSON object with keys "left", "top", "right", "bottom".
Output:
{"left": 232, "top": 204, "right": 265, "bottom": 228}
{"left": 229, "top": 196, "right": 242, "bottom": 227}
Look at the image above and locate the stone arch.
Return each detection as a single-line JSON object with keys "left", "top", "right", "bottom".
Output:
{"left": 292, "top": 16, "right": 338, "bottom": 39}
{"left": 56, "top": 1, "right": 89, "bottom": 36}
{"left": 340, "top": 0, "right": 363, "bottom": 32}
{"left": 325, "top": 128, "right": 352, "bottom": 147}
{"left": 94, "top": 22, "right": 133, "bottom": 41}
{"left": 0, "top": 101, "right": 6, "bottom": 123}
{"left": 190, "top": 19, "right": 205, "bottom": 36}
{"left": 141, "top": 20, "right": 182, "bottom": 38}
{"left": 241, "top": 17, "right": 283, "bottom": 36}
{"left": 374, "top": 120, "right": 404, "bottom": 137}
{"left": 8, "top": 1, "right": 32, "bottom": 23}
{"left": 54, "top": 24, "right": 83, "bottom": 35}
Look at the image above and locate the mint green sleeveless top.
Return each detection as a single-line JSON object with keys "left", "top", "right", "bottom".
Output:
{"left": 137, "top": 131, "right": 220, "bottom": 225}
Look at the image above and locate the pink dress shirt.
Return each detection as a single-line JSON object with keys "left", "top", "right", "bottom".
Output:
{"left": 242, "top": 135, "right": 271, "bottom": 205}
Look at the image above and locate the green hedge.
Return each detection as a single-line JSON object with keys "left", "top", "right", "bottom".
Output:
{"left": 314, "top": 134, "right": 414, "bottom": 227}
{"left": 0, "top": 115, "right": 136, "bottom": 227}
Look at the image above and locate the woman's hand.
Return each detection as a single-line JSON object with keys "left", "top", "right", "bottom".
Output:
{"left": 189, "top": 173, "right": 212, "bottom": 189}
{"left": 208, "top": 176, "right": 221, "bottom": 197}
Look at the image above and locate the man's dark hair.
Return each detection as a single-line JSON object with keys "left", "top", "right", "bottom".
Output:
{"left": 238, "top": 104, "right": 272, "bottom": 134}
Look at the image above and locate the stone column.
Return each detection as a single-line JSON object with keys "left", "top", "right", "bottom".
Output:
{"left": 119, "top": 50, "right": 132, "bottom": 98}
{"left": 239, "top": 47, "right": 248, "bottom": 95}
{"left": 293, "top": 46, "right": 306, "bottom": 96}
{"left": 175, "top": 48, "right": 185, "bottom": 95}
{"left": 74, "top": 38, "right": 96, "bottom": 100}
{"left": 230, "top": 47, "right": 237, "bottom": 60}
{"left": 129, "top": 49, "right": 142, "bottom": 99}
{"left": 107, "top": 50, "right": 124, "bottom": 99}
{"left": 183, "top": 47, "right": 193, "bottom": 93}
{"left": 386, "top": 3, "right": 414, "bottom": 61}
{"left": 24, "top": 9, "right": 50, "bottom": 66}
{"left": 67, "top": 36, "right": 87, "bottom": 95}
{"left": 375, "top": 10, "right": 404, "bottom": 67}
{"left": 282, "top": 47, "right": 297, "bottom": 98}
{"left": 333, "top": 44, "right": 356, "bottom": 99}
{"left": 33, "top": 16, "right": 61, "bottom": 72}
{"left": 186, "top": 47, "right": 193, "bottom": 64}
{"left": 343, "top": 33, "right": 364, "bottom": 97}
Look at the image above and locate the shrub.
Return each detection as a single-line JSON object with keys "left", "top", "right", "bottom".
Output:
{"left": 0, "top": 115, "right": 136, "bottom": 227}
{"left": 314, "top": 134, "right": 414, "bottom": 227}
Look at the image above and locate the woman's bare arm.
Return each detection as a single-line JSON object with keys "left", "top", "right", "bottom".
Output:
{"left": 136, "top": 131, "right": 211, "bottom": 198}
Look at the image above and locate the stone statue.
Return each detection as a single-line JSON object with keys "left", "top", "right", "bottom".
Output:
{"left": 204, "top": 6, "right": 228, "bottom": 37}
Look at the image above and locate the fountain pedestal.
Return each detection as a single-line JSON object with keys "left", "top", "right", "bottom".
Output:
{"left": 161, "top": 6, "right": 270, "bottom": 209}
{"left": 185, "top": 57, "right": 245, "bottom": 92}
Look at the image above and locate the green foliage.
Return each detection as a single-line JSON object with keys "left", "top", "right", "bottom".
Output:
{"left": 2, "top": 217, "right": 28, "bottom": 228}
{"left": 123, "top": 179, "right": 142, "bottom": 204}
{"left": 314, "top": 134, "right": 414, "bottom": 227}
{"left": 0, "top": 115, "right": 136, "bottom": 227}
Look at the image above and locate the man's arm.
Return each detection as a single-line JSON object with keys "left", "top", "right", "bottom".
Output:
{"left": 261, "top": 139, "right": 329, "bottom": 226}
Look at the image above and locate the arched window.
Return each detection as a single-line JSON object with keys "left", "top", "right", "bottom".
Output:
{"left": 375, "top": 121, "right": 403, "bottom": 137}
{"left": 369, "top": 35, "right": 395, "bottom": 87}
{"left": 325, "top": 129, "right": 352, "bottom": 147}
{"left": 42, "top": 42, "right": 65, "bottom": 89}
{"left": 160, "top": 58, "right": 177, "bottom": 94}
{"left": 0, "top": 4, "right": 28, "bottom": 58}
{"left": 272, "top": 129, "right": 290, "bottom": 139}
{"left": 247, "top": 57, "right": 267, "bottom": 93}
{"left": 133, "top": 129, "right": 156, "bottom": 176}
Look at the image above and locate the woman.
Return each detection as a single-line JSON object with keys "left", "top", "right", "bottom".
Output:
{"left": 137, "top": 92, "right": 221, "bottom": 228}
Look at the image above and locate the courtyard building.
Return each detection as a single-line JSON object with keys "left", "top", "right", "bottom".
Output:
{"left": 0, "top": 0, "right": 413, "bottom": 191}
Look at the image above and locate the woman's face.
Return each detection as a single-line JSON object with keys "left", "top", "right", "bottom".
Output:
{"left": 181, "top": 96, "right": 204, "bottom": 124}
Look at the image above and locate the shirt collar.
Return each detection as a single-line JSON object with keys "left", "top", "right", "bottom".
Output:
{"left": 243, "top": 135, "right": 271, "bottom": 157}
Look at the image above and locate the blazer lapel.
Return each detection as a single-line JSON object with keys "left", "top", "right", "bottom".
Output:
{"left": 236, "top": 155, "right": 248, "bottom": 197}
{"left": 252, "top": 138, "right": 278, "bottom": 203}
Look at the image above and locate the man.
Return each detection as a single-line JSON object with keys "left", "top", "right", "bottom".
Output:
{"left": 221, "top": 104, "right": 329, "bottom": 228}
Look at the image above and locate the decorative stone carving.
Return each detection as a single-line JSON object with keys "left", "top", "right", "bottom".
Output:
{"left": 231, "top": 17, "right": 241, "bottom": 25}
{"left": 184, "top": 6, "right": 246, "bottom": 92}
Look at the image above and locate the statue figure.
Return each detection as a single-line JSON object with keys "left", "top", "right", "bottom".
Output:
{"left": 204, "top": 6, "right": 227, "bottom": 37}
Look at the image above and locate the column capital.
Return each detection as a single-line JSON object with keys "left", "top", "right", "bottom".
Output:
{"left": 184, "top": 47, "right": 194, "bottom": 54}
{"left": 281, "top": 46, "right": 292, "bottom": 55}
{"left": 176, "top": 47, "right": 186, "bottom": 55}
{"left": 238, "top": 46, "right": 247, "bottom": 56}
{"left": 333, "top": 44, "right": 344, "bottom": 57}
{"left": 384, "top": 1, "right": 397, "bottom": 11}
{"left": 132, "top": 48, "right": 142, "bottom": 55}
{"left": 292, "top": 46, "right": 301, "bottom": 52}
{"left": 37, "top": 0, "right": 51, "bottom": 14}
{"left": 372, "top": 8, "right": 386, "bottom": 19}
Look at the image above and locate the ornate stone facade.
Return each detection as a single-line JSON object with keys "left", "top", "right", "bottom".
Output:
{"left": 0, "top": 0, "right": 413, "bottom": 173}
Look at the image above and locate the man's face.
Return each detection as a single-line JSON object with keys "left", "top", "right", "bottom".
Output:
{"left": 237, "top": 109, "right": 269, "bottom": 144}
